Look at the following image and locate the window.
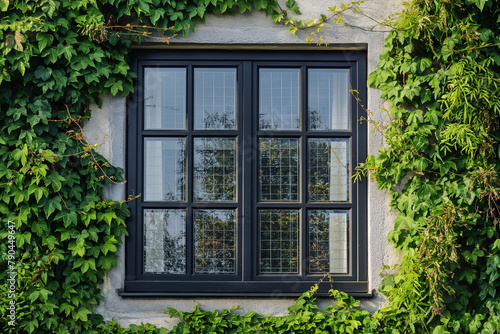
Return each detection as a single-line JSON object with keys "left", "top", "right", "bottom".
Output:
{"left": 124, "top": 50, "right": 368, "bottom": 296}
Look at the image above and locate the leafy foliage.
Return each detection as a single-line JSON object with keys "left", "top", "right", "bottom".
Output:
{"left": 360, "top": 0, "right": 500, "bottom": 332}
{"left": 167, "top": 283, "right": 377, "bottom": 334}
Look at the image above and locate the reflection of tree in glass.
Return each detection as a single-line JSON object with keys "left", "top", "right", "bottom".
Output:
{"left": 308, "top": 140, "right": 332, "bottom": 201}
{"left": 308, "top": 210, "right": 330, "bottom": 273}
{"left": 258, "top": 111, "right": 300, "bottom": 130}
{"left": 194, "top": 138, "right": 236, "bottom": 201}
{"left": 194, "top": 210, "right": 236, "bottom": 274}
{"left": 202, "top": 106, "right": 235, "bottom": 129}
{"left": 308, "top": 108, "right": 322, "bottom": 130}
{"left": 259, "top": 210, "right": 299, "bottom": 273}
{"left": 195, "top": 68, "right": 236, "bottom": 130}
{"left": 259, "top": 139, "right": 299, "bottom": 201}
{"left": 144, "top": 210, "right": 186, "bottom": 274}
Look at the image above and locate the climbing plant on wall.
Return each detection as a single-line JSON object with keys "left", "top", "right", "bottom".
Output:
{"left": 363, "top": 0, "right": 500, "bottom": 332}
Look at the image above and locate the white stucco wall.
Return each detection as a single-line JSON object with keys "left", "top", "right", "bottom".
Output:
{"left": 85, "top": 0, "right": 401, "bottom": 328}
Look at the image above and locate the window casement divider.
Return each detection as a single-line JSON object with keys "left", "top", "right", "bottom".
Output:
{"left": 241, "top": 60, "right": 253, "bottom": 283}
{"left": 123, "top": 49, "right": 369, "bottom": 297}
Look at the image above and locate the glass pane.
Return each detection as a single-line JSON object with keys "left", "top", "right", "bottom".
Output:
{"left": 194, "top": 138, "right": 236, "bottom": 201}
{"left": 144, "top": 68, "right": 186, "bottom": 130}
{"left": 308, "top": 138, "right": 349, "bottom": 202}
{"left": 259, "top": 138, "right": 299, "bottom": 201}
{"left": 308, "top": 69, "right": 349, "bottom": 130}
{"left": 194, "top": 209, "right": 236, "bottom": 274}
{"left": 194, "top": 68, "right": 237, "bottom": 130}
{"left": 144, "top": 209, "right": 186, "bottom": 274}
{"left": 259, "top": 210, "right": 299, "bottom": 274}
{"left": 259, "top": 68, "right": 300, "bottom": 130}
{"left": 144, "top": 138, "right": 186, "bottom": 201}
{"left": 308, "top": 210, "right": 348, "bottom": 274}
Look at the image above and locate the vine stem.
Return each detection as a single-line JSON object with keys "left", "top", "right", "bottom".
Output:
{"left": 63, "top": 104, "right": 126, "bottom": 185}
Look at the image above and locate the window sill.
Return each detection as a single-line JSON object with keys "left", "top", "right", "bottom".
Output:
{"left": 117, "top": 290, "right": 374, "bottom": 298}
{"left": 119, "top": 280, "right": 370, "bottom": 297}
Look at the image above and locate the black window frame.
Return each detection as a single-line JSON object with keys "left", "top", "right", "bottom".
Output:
{"left": 123, "top": 49, "right": 368, "bottom": 297}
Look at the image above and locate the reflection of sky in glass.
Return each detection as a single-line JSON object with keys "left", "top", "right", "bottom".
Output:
{"left": 144, "top": 68, "right": 186, "bottom": 130}
{"left": 194, "top": 68, "right": 237, "bottom": 130}
{"left": 144, "top": 209, "right": 186, "bottom": 274}
{"left": 308, "top": 69, "right": 349, "bottom": 130}
{"left": 259, "top": 69, "right": 300, "bottom": 130}
{"left": 144, "top": 138, "right": 186, "bottom": 201}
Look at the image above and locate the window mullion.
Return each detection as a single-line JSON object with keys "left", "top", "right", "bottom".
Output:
{"left": 241, "top": 61, "right": 253, "bottom": 281}
{"left": 300, "top": 65, "right": 308, "bottom": 277}
{"left": 186, "top": 64, "right": 194, "bottom": 276}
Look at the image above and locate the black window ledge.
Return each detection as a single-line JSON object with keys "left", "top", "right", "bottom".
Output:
{"left": 119, "top": 281, "right": 370, "bottom": 297}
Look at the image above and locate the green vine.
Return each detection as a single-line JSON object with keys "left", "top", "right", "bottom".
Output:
{"left": 361, "top": 0, "right": 500, "bottom": 332}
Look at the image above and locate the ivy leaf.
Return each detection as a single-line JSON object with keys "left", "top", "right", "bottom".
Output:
{"left": 35, "top": 66, "right": 53, "bottom": 81}
{"left": 196, "top": 5, "right": 206, "bottom": 18}
{"left": 12, "top": 143, "right": 28, "bottom": 165}
{"left": 75, "top": 307, "right": 92, "bottom": 322}
{"left": 472, "top": 0, "right": 487, "bottom": 11}
{"left": 36, "top": 33, "right": 53, "bottom": 52}
{"left": 13, "top": 189, "right": 25, "bottom": 205}
{"left": 0, "top": 0, "right": 8, "bottom": 11}
{"left": 285, "top": 0, "right": 301, "bottom": 14}
{"left": 14, "top": 31, "right": 24, "bottom": 51}
{"left": 98, "top": 210, "right": 117, "bottom": 225}
{"left": 44, "top": 235, "right": 59, "bottom": 249}
{"left": 61, "top": 211, "right": 78, "bottom": 227}
{"left": 63, "top": 45, "right": 75, "bottom": 61}
{"left": 458, "top": 269, "right": 477, "bottom": 284}
{"left": 238, "top": 1, "right": 251, "bottom": 13}
{"left": 46, "top": 172, "right": 65, "bottom": 191}
{"left": 44, "top": 197, "right": 62, "bottom": 218}
{"left": 150, "top": 8, "right": 165, "bottom": 24}
{"left": 137, "top": 0, "right": 150, "bottom": 14}
{"left": 432, "top": 325, "right": 450, "bottom": 334}
{"left": 253, "top": 0, "right": 266, "bottom": 10}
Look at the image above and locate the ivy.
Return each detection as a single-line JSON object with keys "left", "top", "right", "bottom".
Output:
{"left": 166, "top": 282, "right": 377, "bottom": 334}
{"left": 360, "top": 0, "right": 500, "bottom": 332}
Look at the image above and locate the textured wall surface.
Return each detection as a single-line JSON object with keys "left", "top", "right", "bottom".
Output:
{"left": 84, "top": 0, "right": 402, "bottom": 328}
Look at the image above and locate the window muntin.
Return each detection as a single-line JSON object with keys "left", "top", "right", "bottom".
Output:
{"left": 126, "top": 51, "right": 367, "bottom": 296}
